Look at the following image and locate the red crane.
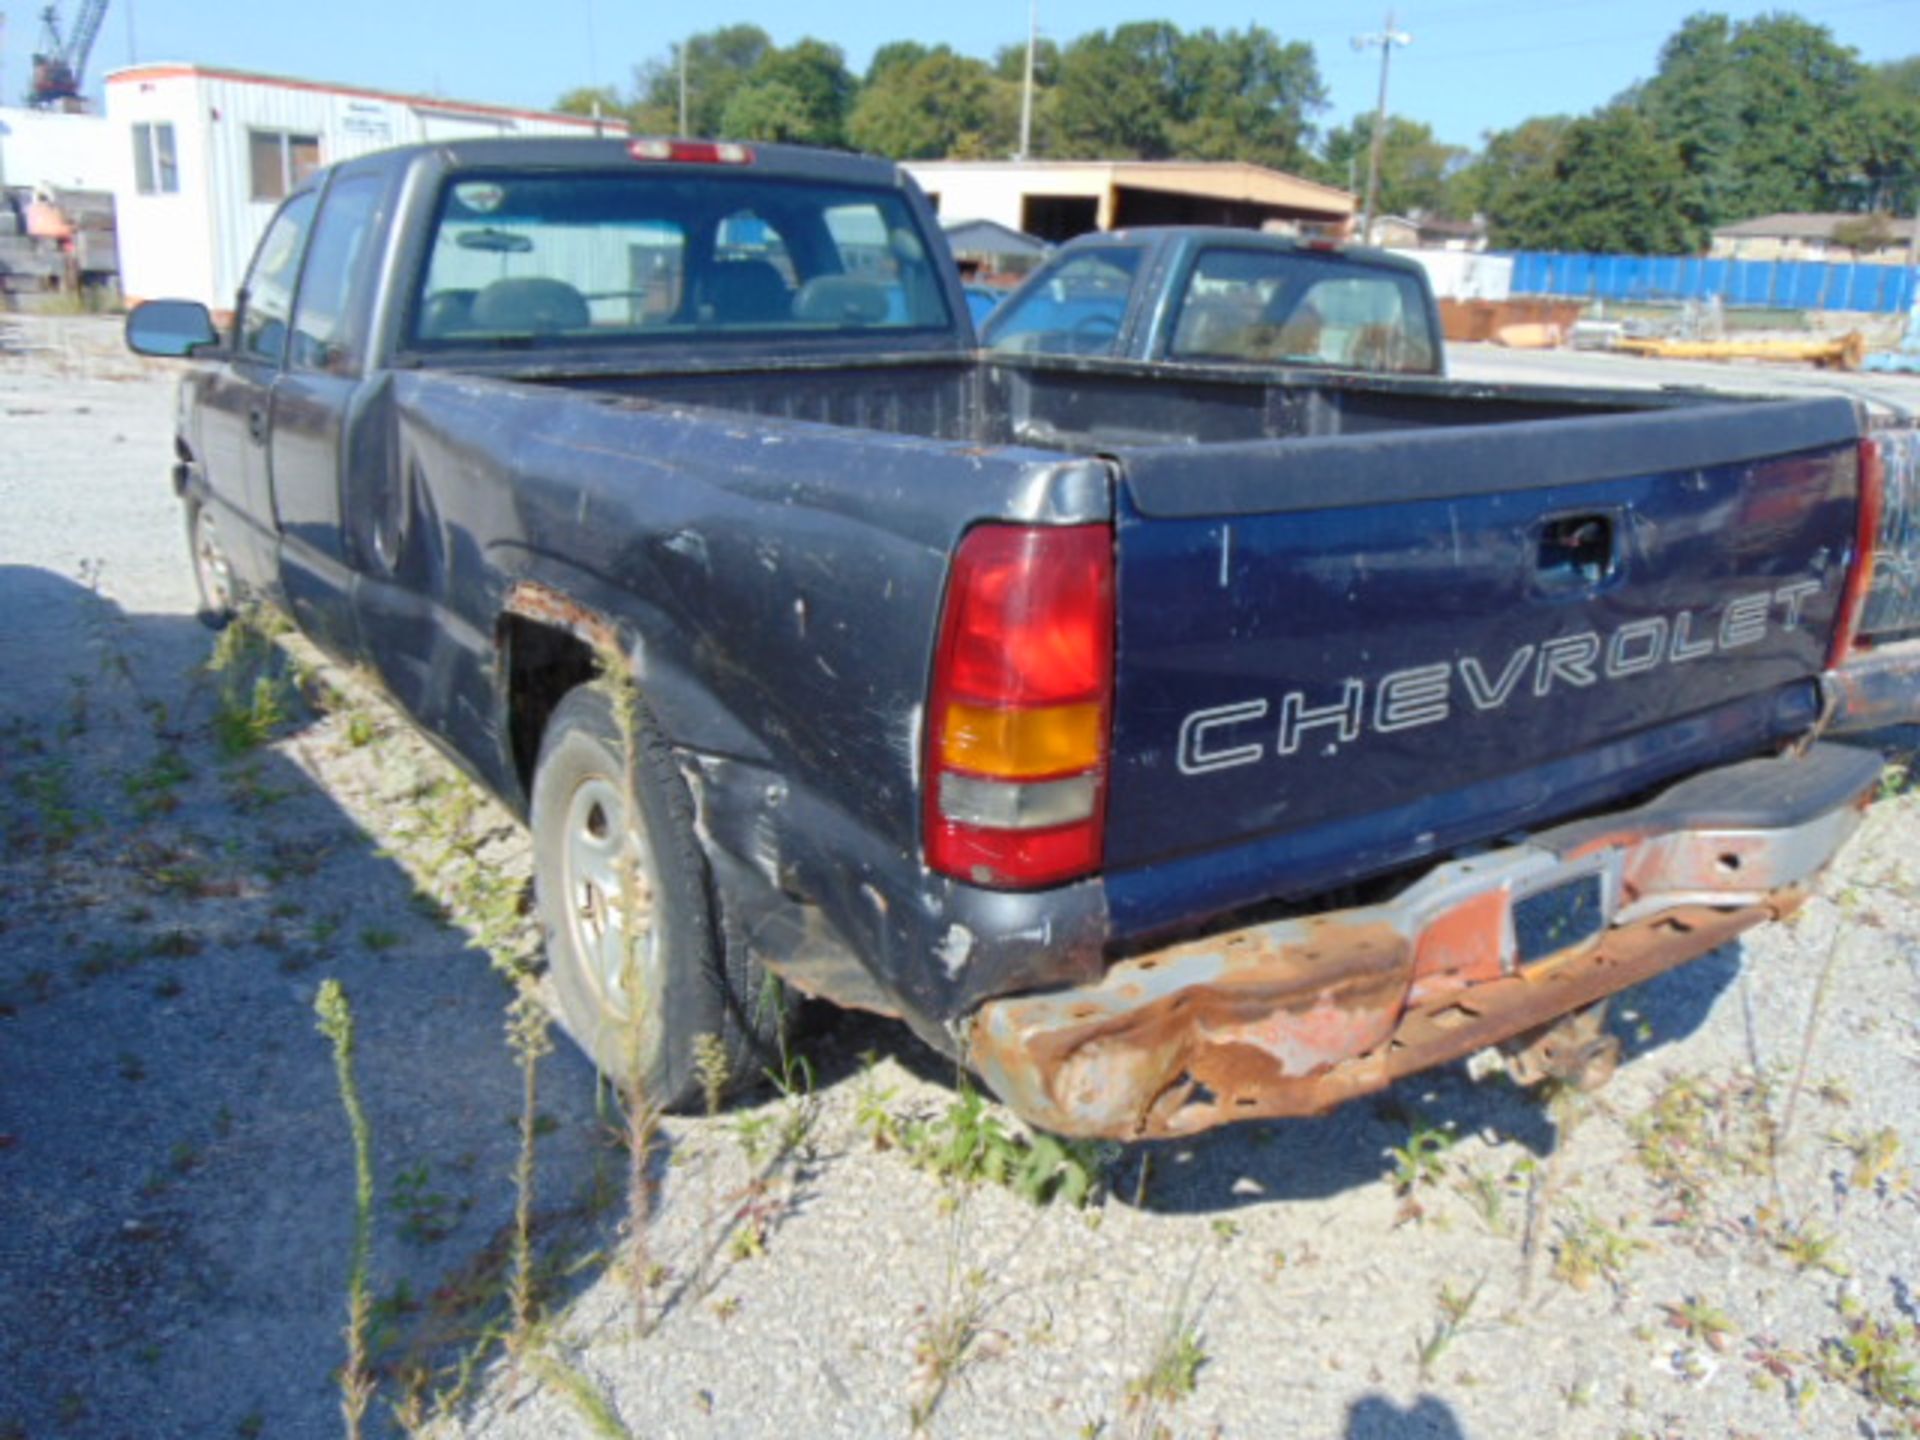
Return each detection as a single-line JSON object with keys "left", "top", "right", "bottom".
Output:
{"left": 28, "top": 0, "right": 111, "bottom": 109}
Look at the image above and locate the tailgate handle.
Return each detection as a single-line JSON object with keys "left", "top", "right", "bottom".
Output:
{"left": 1537, "top": 512, "right": 1616, "bottom": 586}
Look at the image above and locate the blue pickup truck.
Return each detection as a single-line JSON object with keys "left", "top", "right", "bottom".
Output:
{"left": 982, "top": 227, "right": 1445, "bottom": 377}
{"left": 126, "top": 138, "right": 1918, "bottom": 1139}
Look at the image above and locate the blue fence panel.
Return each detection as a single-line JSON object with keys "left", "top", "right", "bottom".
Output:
{"left": 1494, "top": 250, "right": 1918, "bottom": 313}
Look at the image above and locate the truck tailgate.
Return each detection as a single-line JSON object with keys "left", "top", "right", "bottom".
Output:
{"left": 1104, "top": 397, "right": 1863, "bottom": 935}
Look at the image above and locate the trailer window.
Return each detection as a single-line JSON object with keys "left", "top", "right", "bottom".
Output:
{"left": 250, "top": 131, "right": 322, "bottom": 203}
{"left": 1168, "top": 247, "right": 1438, "bottom": 374}
{"left": 408, "top": 170, "right": 952, "bottom": 350}
{"left": 131, "top": 123, "right": 178, "bottom": 196}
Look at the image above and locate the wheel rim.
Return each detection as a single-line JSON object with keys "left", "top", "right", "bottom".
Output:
{"left": 560, "top": 773, "right": 658, "bottom": 1016}
{"left": 193, "top": 508, "right": 234, "bottom": 614}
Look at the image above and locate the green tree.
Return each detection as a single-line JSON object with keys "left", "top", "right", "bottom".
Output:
{"left": 1639, "top": 12, "right": 1867, "bottom": 224}
{"left": 635, "top": 25, "right": 773, "bottom": 137}
{"left": 1490, "top": 108, "right": 1693, "bottom": 253}
{"left": 720, "top": 80, "right": 816, "bottom": 143}
{"left": 1467, "top": 116, "right": 1572, "bottom": 248}
{"left": 745, "top": 39, "right": 856, "bottom": 147}
{"left": 1051, "top": 22, "right": 1324, "bottom": 167}
{"left": 847, "top": 47, "right": 1010, "bottom": 159}
{"left": 1318, "top": 115, "right": 1467, "bottom": 218}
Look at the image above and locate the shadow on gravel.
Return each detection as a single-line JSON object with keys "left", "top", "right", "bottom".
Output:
{"left": 0, "top": 570, "right": 618, "bottom": 1440}
{"left": 1346, "top": 1390, "right": 1470, "bottom": 1438}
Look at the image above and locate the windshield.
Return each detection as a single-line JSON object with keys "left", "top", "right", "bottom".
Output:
{"left": 1167, "top": 246, "right": 1438, "bottom": 374}
{"left": 981, "top": 247, "right": 1142, "bottom": 357}
{"left": 408, "top": 170, "right": 952, "bottom": 349}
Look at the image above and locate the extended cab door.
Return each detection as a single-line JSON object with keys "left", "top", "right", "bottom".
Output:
{"left": 198, "top": 191, "right": 318, "bottom": 594}
{"left": 270, "top": 168, "right": 391, "bottom": 660}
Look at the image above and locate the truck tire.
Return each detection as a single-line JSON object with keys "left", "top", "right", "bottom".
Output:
{"left": 186, "top": 499, "right": 236, "bottom": 629}
{"left": 530, "top": 683, "right": 782, "bottom": 1110}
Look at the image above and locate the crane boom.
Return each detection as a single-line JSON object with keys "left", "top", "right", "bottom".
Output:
{"left": 26, "top": 0, "right": 111, "bottom": 108}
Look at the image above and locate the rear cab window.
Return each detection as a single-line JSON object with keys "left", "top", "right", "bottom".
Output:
{"left": 1168, "top": 247, "right": 1438, "bottom": 374}
{"left": 983, "top": 247, "right": 1142, "bottom": 356}
{"left": 407, "top": 170, "right": 951, "bottom": 349}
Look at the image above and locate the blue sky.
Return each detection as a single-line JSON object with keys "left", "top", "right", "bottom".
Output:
{"left": 10, "top": 0, "right": 1915, "bottom": 152}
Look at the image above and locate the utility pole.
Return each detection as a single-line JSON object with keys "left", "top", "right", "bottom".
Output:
{"left": 1352, "top": 12, "right": 1410, "bottom": 246}
{"left": 1018, "top": 0, "right": 1036, "bottom": 160}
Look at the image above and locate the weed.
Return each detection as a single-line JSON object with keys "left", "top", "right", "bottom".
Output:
{"left": 1128, "top": 1317, "right": 1207, "bottom": 1411}
{"left": 235, "top": 1411, "right": 264, "bottom": 1438}
{"left": 358, "top": 926, "right": 401, "bottom": 955}
{"left": 122, "top": 747, "right": 191, "bottom": 818}
{"left": 506, "top": 990, "right": 554, "bottom": 1360}
{"left": 1831, "top": 1127, "right": 1902, "bottom": 1194}
{"left": 314, "top": 980, "right": 376, "bottom": 1439}
{"left": 908, "top": 1250, "right": 995, "bottom": 1433}
{"left": 525, "top": 1347, "right": 633, "bottom": 1439}
{"left": 116, "top": 1051, "right": 145, "bottom": 1083}
{"left": 1771, "top": 1219, "right": 1850, "bottom": 1276}
{"left": 692, "top": 1032, "right": 730, "bottom": 1120}
{"left": 1630, "top": 1071, "right": 1774, "bottom": 1219}
{"left": 1663, "top": 1297, "right": 1737, "bottom": 1353}
{"left": 854, "top": 1051, "right": 901, "bottom": 1151}
{"left": 902, "top": 1082, "right": 1105, "bottom": 1207}
{"left": 389, "top": 1163, "right": 464, "bottom": 1246}
{"left": 1820, "top": 1308, "right": 1920, "bottom": 1410}
{"left": 1550, "top": 1207, "right": 1649, "bottom": 1295}
{"left": 1453, "top": 1162, "right": 1519, "bottom": 1238}
{"left": 1387, "top": 1116, "right": 1457, "bottom": 1196}
{"left": 1416, "top": 1277, "right": 1485, "bottom": 1380}
{"left": 346, "top": 712, "right": 377, "bottom": 748}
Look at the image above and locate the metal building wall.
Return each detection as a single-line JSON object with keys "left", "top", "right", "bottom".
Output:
{"left": 106, "top": 66, "right": 617, "bottom": 308}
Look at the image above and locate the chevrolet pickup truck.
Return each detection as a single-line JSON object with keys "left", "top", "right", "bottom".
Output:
{"left": 125, "top": 137, "right": 1918, "bottom": 1139}
{"left": 981, "top": 226, "right": 1444, "bottom": 377}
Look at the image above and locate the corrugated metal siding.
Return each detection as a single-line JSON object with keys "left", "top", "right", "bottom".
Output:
{"left": 1501, "top": 250, "right": 1920, "bottom": 315}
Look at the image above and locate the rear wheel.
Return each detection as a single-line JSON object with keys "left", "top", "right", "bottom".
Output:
{"left": 186, "top": 499, "right": 235, "bottom": 629}
{"left": 530, "top": 683, "right": 782, "bottom": 1109}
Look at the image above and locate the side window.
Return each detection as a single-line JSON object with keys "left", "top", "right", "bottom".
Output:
{"left": 239, "top": 192, "right": 318, "bottom": 366}
{"left": 131, "top": 123, "right": 179, "bottom": 195}
{"left": 250, "top": 131, "right": 322, "bottom": 202}
{"left": 290, "top": 175, "right": 384, "bottom": 374}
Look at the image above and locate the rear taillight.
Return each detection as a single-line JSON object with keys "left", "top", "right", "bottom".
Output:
{"left": 1828, "top": 438, "right": 1884, "bottom": 666}
{"left": 925, "top": 524, "right": 1113, "bottom": 888}
{"left": 627, "top": 139, "right": 754, "bottom": 165}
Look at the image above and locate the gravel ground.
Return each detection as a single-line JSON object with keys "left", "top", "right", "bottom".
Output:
{"left": 3, "top": 315, "right": 1919, "bottom": 1440}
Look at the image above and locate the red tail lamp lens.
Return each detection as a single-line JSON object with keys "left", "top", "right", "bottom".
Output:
{"left": 926, "top": 525, "right": 1114, "bottom": 888}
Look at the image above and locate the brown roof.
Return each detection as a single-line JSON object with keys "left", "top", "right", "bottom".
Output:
{"left": 1712, "top": 212, "right": 1917, "bottom": 242}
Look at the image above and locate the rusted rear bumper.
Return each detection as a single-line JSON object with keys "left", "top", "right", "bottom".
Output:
{"left": 1832, "top": 638, "right": 1920, "bottom": 735}
{"left": 968, "top": 744, "right": 1882, "bottom": 1139}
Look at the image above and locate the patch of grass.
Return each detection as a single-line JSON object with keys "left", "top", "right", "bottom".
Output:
{"left": 1831, "top": 1126, "right": 1902, "bottom": 1194}
{"left": 1550, "top": 1206, "right": 1649, "bottom": 1295}
{"left": 1662, "top": 1296, "right": 1737, "bottom": 1353}
{"left": 1820, "top": 1305, "right": 1920, "bottom": 1410}
{"left": 123, "top": 747, "right": 191, "bottom": 818}
{"left": 901, "top": 1082, "right": 1105, "bottom": 1208}
{"left": 358, "top": 926, "right": 401, "bottom": 955}
{"left": 1770, "top": 1219, "right": 1850, "bottom": 1276}
{"left": 525, "top": 1347, "right": 632, "bottom": 1439}
{"left": 1128, "top": 1316, "right": 1207, "bottom": 1411}
{"left": 389, "top": 1163, "right": 464, "bottom": 1246}
{"left": 314, "top": 980, "right": 376, "bottom": 1439}
{"left": 1416, "top": 1277, "right": 1485, "bottom": 1381}
{"left": 1630, "top": 1071, "right": 1774, "bottom": 1218}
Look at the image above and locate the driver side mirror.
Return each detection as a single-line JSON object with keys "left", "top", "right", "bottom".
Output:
{"left": 126, "top": 299, "right": 221, "bottom": 358}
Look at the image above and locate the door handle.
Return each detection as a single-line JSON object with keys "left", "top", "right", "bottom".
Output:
{"left": 247, "top": 407, "right": 268, "bottom": 444}
{"left": 1537, "top": 512, "right": 1617, "bottom": 586}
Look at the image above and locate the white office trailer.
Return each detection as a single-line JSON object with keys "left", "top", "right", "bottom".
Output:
{"left": 103, "top": 64, "right": 620, "bottom": 309}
